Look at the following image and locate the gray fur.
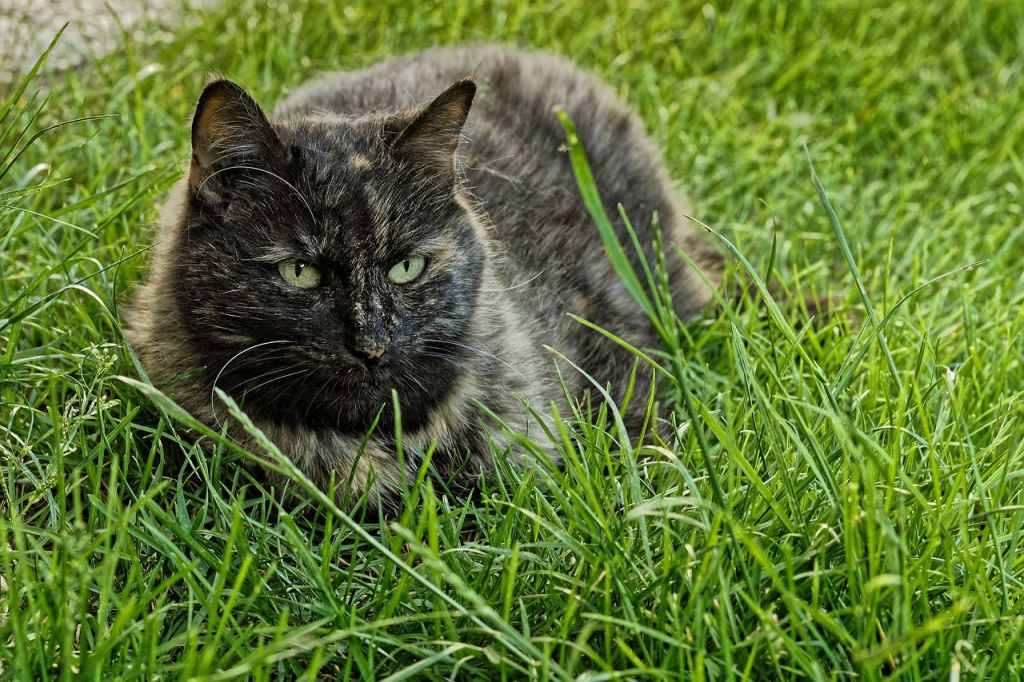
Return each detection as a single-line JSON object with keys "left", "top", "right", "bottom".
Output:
{"left": 126, "top": 45, "right": 723, "bottom": 513}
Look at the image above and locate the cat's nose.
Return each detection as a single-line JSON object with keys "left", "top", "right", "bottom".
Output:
{"left": 349, "top": 337, "right": 387, "bottom": 365}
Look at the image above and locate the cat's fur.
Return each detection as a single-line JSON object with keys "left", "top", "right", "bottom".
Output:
{"left": 126, "top": 45, "right": 723, "bottom": 512}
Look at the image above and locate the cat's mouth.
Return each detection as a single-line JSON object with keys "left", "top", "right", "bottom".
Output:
{"left": 213, "top": 344, "right": 453, "bottom": 434}
{"left": 304, "top": 351, "right": 416, "bottom": 403}
{"left": 310, "top": 350, "right": 392, "bottom": 380}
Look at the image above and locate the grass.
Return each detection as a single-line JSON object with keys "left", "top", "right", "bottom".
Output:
{"left": 2, "top": 0, "right": 1024, "bottom": 678}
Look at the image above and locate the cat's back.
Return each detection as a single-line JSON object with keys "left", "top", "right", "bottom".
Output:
{"left": 275, "top": 45, "right": 631, "bottom": 147}
{"left": 274, "top": 46, "right": 669, "bottom": 225}
{"left": 275, "top": 45, "right": 704, "bottom": 308}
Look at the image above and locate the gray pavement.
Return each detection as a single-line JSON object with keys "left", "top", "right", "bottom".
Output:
{"left": 0, "top": 0, "right": 212, "bottom": 86}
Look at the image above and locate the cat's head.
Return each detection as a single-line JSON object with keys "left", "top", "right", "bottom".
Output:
{"left": 166, "top": 77, "right": 485, "bottom": 434}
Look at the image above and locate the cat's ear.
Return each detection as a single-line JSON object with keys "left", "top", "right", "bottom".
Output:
{"left": 390, "top": 79, "right": 476, "bottom": 173}
{"left": 189, "top": 79, "right": 281, "bottom": 201}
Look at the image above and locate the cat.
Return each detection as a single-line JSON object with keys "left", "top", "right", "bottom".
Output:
{"left": 125, "top": 45, "right": 723, "bottom": 513}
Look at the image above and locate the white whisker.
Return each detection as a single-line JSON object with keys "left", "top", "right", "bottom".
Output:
{"left": 211, "top": 339, "right": 291, "bottom": 428}
{"left": 478, "top": 269, "right": 545, "bottom": 293}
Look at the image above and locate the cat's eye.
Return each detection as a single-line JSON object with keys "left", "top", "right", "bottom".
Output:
{"left": 388, "top": 256, "right": 426, "bottom": 284}
{"left": 277, "top": 260, "right": 321, "bottom": 289}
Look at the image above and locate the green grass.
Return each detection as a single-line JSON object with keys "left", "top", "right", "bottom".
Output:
{"left": 3, "top": 0, "right": 1024, "bottom": 678}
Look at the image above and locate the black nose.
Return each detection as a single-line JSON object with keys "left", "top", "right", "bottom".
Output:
{"left": 349, "top": 339, "right": 386, "bottom": 366}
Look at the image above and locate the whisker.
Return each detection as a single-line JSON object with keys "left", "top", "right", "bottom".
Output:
{"left": 305, "top": 372, "right": 343, "bottom": 419}
{"left": 195, "top": 164, "right": 321, "bottom": 231}
{"left": 420, "top": 337, "right": 526, "bottom": 375}
{"left": 227, "top": 364, "right": 306, "bottom": 392}
{"left": 478, "top": 269, "right": 545, "bottom": 293}
{"left": 245, "top": 368, "right": 313, "bottom": 401}
{"left": 211, "top": 339, "right": 291, "bottom": 428}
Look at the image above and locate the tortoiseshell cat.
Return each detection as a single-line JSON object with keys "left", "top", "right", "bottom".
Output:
{"left": 127, "top": 46, "right": 723, "bottom": 512}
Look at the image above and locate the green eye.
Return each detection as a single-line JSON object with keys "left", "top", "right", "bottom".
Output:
{"left": 277, "top": 260, "right": 321, "bottom": 289}
{"left": 388, "top": 256, "right": 426, "bottom": 284}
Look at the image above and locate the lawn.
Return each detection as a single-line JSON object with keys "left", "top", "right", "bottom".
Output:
{"left": 2, "top": 0, "right": 1023, "bottom": 679}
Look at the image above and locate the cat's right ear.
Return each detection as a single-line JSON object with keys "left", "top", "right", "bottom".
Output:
{"left": 389, "top": 79, "right": 476, "bottom": 175}
{"left": 189, "top": 79, "right": 281, "bottom": 203}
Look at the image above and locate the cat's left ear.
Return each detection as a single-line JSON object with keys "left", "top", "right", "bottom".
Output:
{"left": 189, "top": 79, "right": 282, "bottom": 202}
{"left": 391, "top": 79, "right": 476, "bottom": 174}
